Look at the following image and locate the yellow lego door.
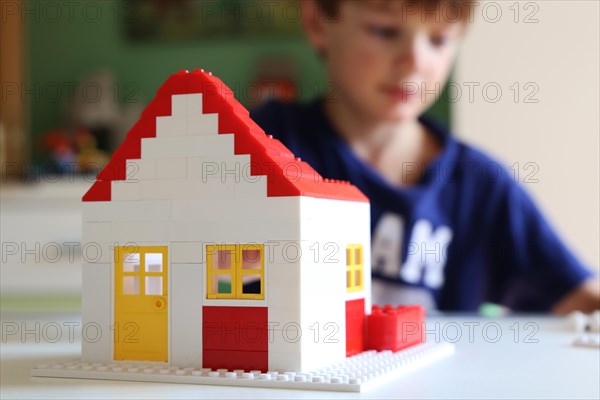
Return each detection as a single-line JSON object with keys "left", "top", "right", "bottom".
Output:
{"left": 114, "top": 246, "right": 168, "bottom": 362}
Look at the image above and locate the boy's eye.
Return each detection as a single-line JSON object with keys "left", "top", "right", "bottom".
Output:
{"left": 430, "top": 34, "right": 449, "bottom": 47}
{"left": 366, "top": 25, "right": 400, "bottom": 40}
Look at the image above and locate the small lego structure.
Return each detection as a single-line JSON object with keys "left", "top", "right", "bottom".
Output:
{"left": 567, "top": 310, "right": 600, "bottom": 333}
{"left": 32, "top": 69, "right": 452, "bottom": 391}
{"left": 573, "top": 334, "right": 600, "bottom": 349}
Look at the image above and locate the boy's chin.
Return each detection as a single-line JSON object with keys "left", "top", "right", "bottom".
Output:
{"left": 377, "top": 104, "right": 421, "bottom": 123}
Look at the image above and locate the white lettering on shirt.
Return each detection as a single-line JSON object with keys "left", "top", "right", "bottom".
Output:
{"left": 371, "top": 212, "right": 404, "bottom": 278}
{"left": 402, "top": 219, "right": 453, "bottom": 289}
{"left": 372, "top": 214, "right": 453, "bottom": 289}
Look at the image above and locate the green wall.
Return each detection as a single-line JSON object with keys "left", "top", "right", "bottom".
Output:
{"left": 28, "top": 0, "right": 450, "bottom": 163}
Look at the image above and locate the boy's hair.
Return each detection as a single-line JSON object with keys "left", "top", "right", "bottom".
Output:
{"left": 315, "top": 0, "right": 476, "bottom": 23}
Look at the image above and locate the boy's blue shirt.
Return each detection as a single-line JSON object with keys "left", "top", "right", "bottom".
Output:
{"left": 251, "top": 99, "right": 593, "bottom": 312}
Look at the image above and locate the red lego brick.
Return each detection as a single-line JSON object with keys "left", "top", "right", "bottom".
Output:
{"left": 345, "top": 298, "right": 365, "bottom": 357}
{"left": 203, "top": 350, "right": 267, "bottom": 372}
{"left": 203, "top": 325, "right": 269, "bottom": 352}
{"left": 365, "top": 304, "right": 425, "bottom": 352}
{"left": 202, "top": 306, "right": 268, "bottom": 352}
{"left": 82, "top": 180, "right": 111, "bottom": 202}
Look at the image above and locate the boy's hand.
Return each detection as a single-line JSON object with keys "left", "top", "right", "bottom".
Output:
{"left": 552, "top": 279, "right": 600, "bottom": 314}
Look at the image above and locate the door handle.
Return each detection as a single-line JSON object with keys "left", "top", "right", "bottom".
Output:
{"left": 154, "top": 297, "right": 166, "bottom": 310}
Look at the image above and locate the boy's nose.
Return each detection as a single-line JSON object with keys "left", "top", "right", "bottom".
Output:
{"left": 394, "top": 36, "right": 427, "bottom": 74}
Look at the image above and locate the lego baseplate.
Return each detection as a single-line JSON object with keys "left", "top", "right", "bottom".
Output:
{"left": 32, "top": 341, "right": 454, "bottom": 392}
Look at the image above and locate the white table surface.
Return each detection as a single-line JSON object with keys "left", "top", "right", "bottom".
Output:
{"left": 2, "top": 312, "right": 599, "bottom": 399}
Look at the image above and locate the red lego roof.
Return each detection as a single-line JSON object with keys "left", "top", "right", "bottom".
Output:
{"left": 83, "top": 69, "right": 368, "bottom": 203}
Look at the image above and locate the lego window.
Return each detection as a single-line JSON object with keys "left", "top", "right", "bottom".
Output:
{"left": 123, "top": 276, "right": 140, "bottom": 295}
{"left": 206, "top": 244, "right": 264, "bottom": 300}
{"left": 145, "top": 253, "right": 162, "bottom": 272}
{"left": 145, "top": 276, "right": 163, "bottom": 295}
{"left": 123, "top": 253, "right": 140, "bottom": 272}
{"left": 116, "top": 247, "right": 168, "bottom": 298}
{"left": 240, "top": 247, "right": 262, "bottom": 296}
{"left": 346, "top": 244, "right": 364, "bottom": 293}
{"left": 213, "top": 274, "right": 233, "bottom": 295}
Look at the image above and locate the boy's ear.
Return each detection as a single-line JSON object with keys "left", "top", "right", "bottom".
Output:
{"left": 301, "top": 0, "right": 328, "bottom": 53}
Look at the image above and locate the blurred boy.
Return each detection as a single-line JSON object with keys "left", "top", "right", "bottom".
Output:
{"left": 251, "top": 0, "right": 599, "bottom": 313}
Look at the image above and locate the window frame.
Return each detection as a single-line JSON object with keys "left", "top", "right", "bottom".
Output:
{"left": 206, "top": 244, "right": 265, "bottom": 300}
{"left": 346, "top": 244, "right": 364, "bottom": 293}
{"left": 115, "top": 246, "right": 168, "bottom": 298}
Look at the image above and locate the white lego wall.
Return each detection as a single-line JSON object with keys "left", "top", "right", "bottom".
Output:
{"left": 288, "top": 197, "right": 371, "bottom": 372}
{"left": 81, "top": 262, "right": 111, "bottom": 363}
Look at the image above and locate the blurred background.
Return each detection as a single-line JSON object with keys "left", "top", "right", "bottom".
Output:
{"left": 1, "top": 0, "right": 598, "bottom": 312}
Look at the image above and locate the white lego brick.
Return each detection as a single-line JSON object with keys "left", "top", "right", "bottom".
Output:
{"left": 266, "top": 262, "right": 300, "bottom": 288}
{"left": 171, "top": 197, "right": 300, "bottom": 220}
{"left": 156, "top": 115, "right": 187, "bottom": 138}
{"left": 298, "top": 350, "right": 346, "bottom": 374}
{"left": 299, "top": 296, "right": 345, "bottom": 321}
{"left": 202, "top": 299, "right": 268, "bottom": 307}
{"left": 196, "top": 134, "right": 235, "bottom": 156}
{"left": 169, "top": 219, "right": 247, "bottom": 243}
{"left": 111, "top": 221, "right": 170, "bottom": 243}
{"left": 237, "top": 219, "right": 300, "bottom": 242}
{"left": 186, "top": 93, "right": 203, "bottom": 115}
{"left": 141, "top": 135, "right": 234, "bottom": 158}
{"left": 126, "top": 159, "right": 156, "bottom": 180}
{"left": 268, "top": 284, "right": 301, "bottom": 310}
{"left": 264, "top": 240, "right": 306, "bottom": 264}
{"left": 82, "top": 222, "right": 111, "bottom": 244}
{"left": 267, "top": 330, "right": 302, "bottom": 354}
{"left": 171, "top": 263, "right": 203, "bottom": 368}
{"left": 242, "top": 219, "right": 300, "bottom": 242}
{"left": 139, "top": 178, "right": 235, "bottom": 201}
{"left": 301, "top": 221, "right": 356, "bottom": 242}
{"left": 298, "top": 290, "right": 346, "bottom": 312}
{"left": 170, "top": 242, "right": 202, "bottom": 263}
{"left": 268, "top": 351, "right": 302, "bottom": 372}
{"left": 299, "top": 300, "right": 345, "bottom": 328}
{"left": 156, "top": 157, "right": 187, "bottom": 179}
{"left": 268, "top": 307, "right": 302, "bottom": 330}
{"left": 299, "top": 199, "right": 370, "bottom": 239}
{"left": 171, "top": 94, "right": 188, "bottom": 115}
{"left": 32, "top": 342, "right": 455, "bottom": 392}
{"left": 111, "top": 181, "right": 141, "bottom": 201}
{"left": 82, "top": 241, "right": 112, "bottom": 264}
{"left": 187, "top": 154, "right": 251, "bottom": 180}
{"left": 187, "top": 114, "right": 218, "bottom": 136}
{"left": 81, "top": 263, "right": 111, "bottom": 363}
{"left": 82, "top": 202, "right": 111, "bottom": 222}
{"left": 167, "top": 217, "right": 300, "bottom": 243}
{"left": 167, "top": 221, "right": 204, "bottom": 242}
{"left": 234, "top": 176, "right": 267, "bottom": 198}
{"left": 300, "top": 196, "right": 370, "bottom": 218}
{"left": 82, "top": 200, "right": 171, "bottom": 222}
